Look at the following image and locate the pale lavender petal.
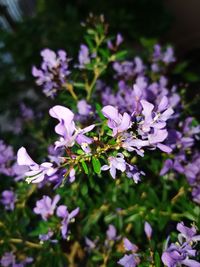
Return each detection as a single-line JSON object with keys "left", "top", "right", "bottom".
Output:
{"left": 56, "top": 205, "right": 68, "bottom": 218}
{"left": 17, "top": 147, "right": 37, "bottom": 167}
{"left": 69, "top": 207, "right": 79, "bottom": 220}
{"left": 123, "top": 238, "right": 138, "bottom": 252}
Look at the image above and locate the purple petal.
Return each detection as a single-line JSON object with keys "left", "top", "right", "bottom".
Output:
{"left": 17, "top": 147, "right": 37, "bottom": 167}
{"left": 56, "top": 205, "right": 68, "bottom": 218}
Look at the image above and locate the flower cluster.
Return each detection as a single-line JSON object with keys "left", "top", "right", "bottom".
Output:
{"left": 34, "top": 194, "right": 79, "bottom": 240}
{"left": 0, "top": 252, "right": 33, "bottom": 267}
{"left": 162, "top": 222, "right": 200, "bottom": 267}
{"left": 32, "top": 49, "right": 70, "bottom": 98}
{"left": 1, "top": 18, "right": 200, "bottom": 266}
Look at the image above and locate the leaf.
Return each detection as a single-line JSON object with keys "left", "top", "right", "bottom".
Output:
{"left": 154, "top": 251, "right": 161, "bottom": 267}
{"left": 73, "top": 82, "right": 85, "bottom": 89}
{"left": 95, "top": 103, "right": 104, "bottom": 119}
{"left": 113, "top": 50, "right": 128, "bottom": 61}
{"left": 92, "top": 157, "right": 101, "bottom": 174}
{"left": 81, "top": 160, "right": 89, "bottom": 174}
{"left": 81, "top": 183, "right": 88, "bottom": 196}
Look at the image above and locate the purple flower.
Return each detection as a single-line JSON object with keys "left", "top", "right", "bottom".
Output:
{"left": 123, "top": 238, "right": 138, "bottom": 252}
{"left": 144, "top": 221, "right": 152, "bottom": 240}
{"left": 1, "top": 190, "right": 16, "bottom": 210}
{"left": 125, "top": 163, "right": 144, "bottom": 183}
{"left": 162, "top": 222, "right": 200, "bottom": 267}
{"left": 56, "top": 205, "right": 79, "bottom": 239}
{"left": 116, "top": 33, "right": 123, "bottom": 46}
{"left": 134, "top": 57, "right": 145, "bottom": 74}
{"left": 33, "top": 194, "right": 60, "bottom": 220}
{"left": 153, "top": 44, "right": 162, "bottom": 61}
{"left": 85, "top": 237, "right": 96, "bottom": 250}
{"left": 118, "top": 254, "right": 139, "bottom": 267}
{"left": 0, "top": 140, "right": 15, "bottom": 176}
{"left": 17, "top": 147, "right": 56, "bottom": 183}
{"left": 107, "top": 33, "right": 123, "bottom": 50}
{"left": 49, "top": 105, "right": 95, "bottom": 151}
{"left": 78, "top": 44, "right": 90, "bottom": 68}
{"left": 163, "top": 47, "right": 175, "bottom": 64}
{"left": 1, "top": 252, "right": 15, "bottom": 267}
{"left": 39, "top": 230, "right": 57, "bottom": 243}
{"left": 0, "top": 252, "right": 32, "bottom": 267}
{"left": 32, "top": 48, "right": 70, "bottom": 98}
{"left": 192, "top": 186, "right": 200, "bottom": 205}
{"left": 77, "top": 99, "right": 92, "bottom": 116}
{"left": 177, "top": 222, "right": 200, "bottom": 243}
{"left": 162, "top": 243, "right": 200, "bottom": 267}
{"left": 101, "top": 153, "right": 126, "bottom": 179}
{"left": 102, "top": 105, "right": 131, "bottom": 136}
{"left": 20, "top": 103, "right": 34, "bottom": 120}
{"left": 106, "top": 224, "right": 117, "bottom": 241}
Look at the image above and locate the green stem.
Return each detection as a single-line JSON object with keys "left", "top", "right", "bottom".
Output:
{"left": 63, "top": 83, "right": 78, "bottom": 101}
{"left": 0, "top": 238, "right": 42, "bottom": 249}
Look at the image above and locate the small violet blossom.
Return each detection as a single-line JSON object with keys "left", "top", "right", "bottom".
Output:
{"left": 101, "top": 153, "right": 126, "bottom": 179}
{"left": 49, "top": 105, "right": 95, "bottom": 152}
{"left": 33, "top": 194, "right": 60, "bottom": 221}
{"left": 144, "top": 221, "right": 152, "bottom": 240}
{"left": 107, "top": 33, "right": 123, "bottom": 50}
{"left": 77, "top": 99, "right": 92, "bottom": 116}
{"left": 162, "top": 222, "right": 200, "bottom": 267}
{"left": 56, "top": 205, "right": 79, "bottom": 239}
{"left": 78, "top": 44, "right": 90, "bottom": 68}
{"left": 0, "top": 252, "right": 33, "bottom": 267}
{"left": 118, "top": 238, "right": 140, "bottom": 267}
{"left": 32, "top": 48, "right": 70, "bottom": 98}
{"left": 39, "top": 230, "right": 57, "bottom": 243}
{"left": 102, "top": 105, "right": 131, "bottom": 136}
{"left": 0, "top": 140, "right": 15, "bottom": 176}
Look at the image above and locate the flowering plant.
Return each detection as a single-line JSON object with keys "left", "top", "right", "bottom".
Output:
{"left": 0, "top": 15, "right": 200, "bottom": 267}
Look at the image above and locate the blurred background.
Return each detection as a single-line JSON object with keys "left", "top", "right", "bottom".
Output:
{"left": 0, "top": 0, "right": 200, "bottom": 138}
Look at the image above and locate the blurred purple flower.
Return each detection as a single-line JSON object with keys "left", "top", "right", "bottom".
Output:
{"left": 20, "top": 103, "right": 34, "bottom": 121}
{"left": 107, "top": 33, "right": 123, "bottom": 50}
{"left": 106, "top": 224, "right": 117, "bottom": 241}
{"left": 77, "top": 99, "right": 92, "bottom": 116}
{"left": 1, "top": 190, "right": 16, "bottom": 210}
{"left": 78, "top": 44, "right": 90, "bottom": 68}
{"left": 56, "top": 205, "right": 79, "bottom": 239}
{"left": 118, "top": 254, "right": 139, "bottom": 267}
{"left": 33, "top": 194, "right": 60, "bottom": 220}
{"left": 0, "top": 140, "right": 15, "bottom": 176}
{"left": 144, "top": 221, "right": 152, "bottom": 240}
{"left": 32, "top": 48, "right": 70, "bottom": 98}
{"left": 1, "top": 252, "right": 15, "bottom": 267}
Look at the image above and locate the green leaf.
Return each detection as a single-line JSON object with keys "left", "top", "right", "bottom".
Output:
{"left": 92, "top": 157, "right": 101, "bottom": 174}
{"left": 81, "top": 160, "right": 89, "bottom": 174}
{"left": 81, "top": 183, "right": 88, "bottom": 196}
{"left": 95, "top": 103, "right": 104, "bottom": 120}
{"left": 73, "top": 82, "right": 85, "bottom": 89}
{"left": 77, "top": 149, "right": 84, "bottom": 155}
{"left": 112, "top": 50, "right": 128, "bottom": 61}
{"left": 154, "top": 251, "right": 161, "bottom": 267}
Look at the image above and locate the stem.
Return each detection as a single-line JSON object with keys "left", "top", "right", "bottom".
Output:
{"left": 86, "top": 70, "right": 101, "bottom": 101}
{"left": 63, "top": 83, "right": 78, "bottom": 101}
{"left": 0, "top": 238, "right": 42, "bottom": 249}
